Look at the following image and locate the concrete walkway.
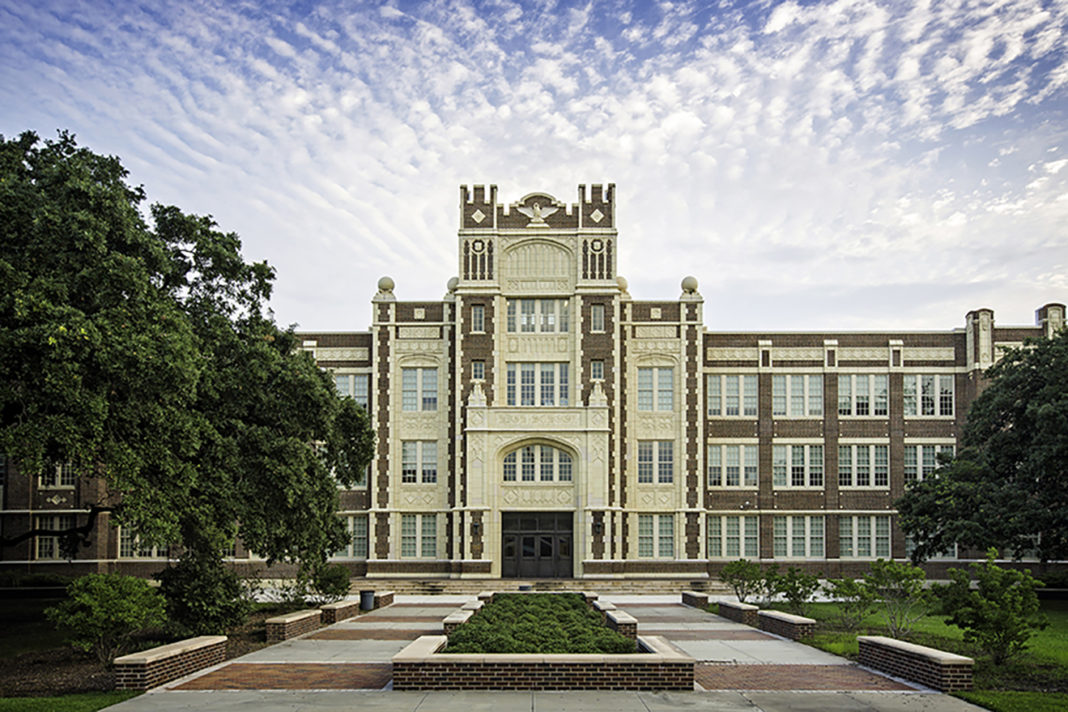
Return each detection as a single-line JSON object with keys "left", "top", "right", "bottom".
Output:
{"left": 105, "top": 594, "right": 986, "bottom": 712}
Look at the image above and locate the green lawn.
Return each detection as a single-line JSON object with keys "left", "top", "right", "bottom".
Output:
{"left": 0, "top": 691, "right": 139, "bottom": 712}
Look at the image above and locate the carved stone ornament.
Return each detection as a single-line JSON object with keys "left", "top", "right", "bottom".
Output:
{"left": 468, "top": 382, "right": 487, "bottom": 407}
{"left": 45, "top": 494, "right": 67, "bottom": 506}
{"left": 589, "top": 381, "right": 608, "bottom": 407}
{"left": 516, "top": 202, "right": 559, "bottom": 226}
{"left": 315, "top": 347, "right": 370, "bottom": 361}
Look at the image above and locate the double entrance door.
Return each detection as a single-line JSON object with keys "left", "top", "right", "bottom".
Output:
{"left": 501, "top": 511, "right": 573, "bottom": 578}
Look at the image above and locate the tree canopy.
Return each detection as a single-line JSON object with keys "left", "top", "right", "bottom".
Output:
{"left": 0, "top": 130, "right": 374, "bottom": 572}
{"left": 898, "top": 327, "right": 1068, "bottom": 562}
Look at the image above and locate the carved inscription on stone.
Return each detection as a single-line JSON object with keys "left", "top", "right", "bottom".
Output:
{"left": 315, "top": 347, "right": 370, "bottom": 361}
{"left": 500, "top": 487, "right": 575, "bottom": 507}
{"left": 398, "top": 326, "right": 440, "bottom": 339}
{"left": 635, "top": 325, "right": 676, "bottom": 339}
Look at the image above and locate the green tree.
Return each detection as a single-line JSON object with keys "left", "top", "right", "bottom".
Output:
{"left": 822, "top": 577, "right": 875, "bottom": 631}
{"left": 0, "top": 132, "right": 374, "bottom": 617}
{"left": 45, "top": 574, "right": 166, "bottom": 664}
{"left": 864, "top": 558, "right": 931, "bottom": 638}
{"left": 940, "top": 549, "right": 1048, "bottom": 664}
{"left": 897, "top": 329, "right": 1068, "bottom": 562}
{"left": 775, "top": 567, "right": 820, "bottom": 616}
{"left": 720, "top": 559, "right": 764, "bottom": 604}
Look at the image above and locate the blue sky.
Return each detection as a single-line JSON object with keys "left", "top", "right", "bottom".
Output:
{"left": 2, "top": 0, "right": 1066, "bottom": 331}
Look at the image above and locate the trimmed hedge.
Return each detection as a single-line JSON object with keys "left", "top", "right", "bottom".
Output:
{"left": 443, "top": 593, "right": 637, "bottom": 654}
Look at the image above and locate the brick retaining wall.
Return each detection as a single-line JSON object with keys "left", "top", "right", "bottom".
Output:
{"left": 373, "top": 590, "right": 394, "bottom": 609}
{"left": 320, "top": 600, "right": 360, "bottom": 624}
{"left": 605, "top": 609, "right": 637, "bottom": 639}
{"left": 114, "top": 636, "right": 227, "bottom": 690}
{"left": 858, "top": 636, "right": 973, "bottom": 691}
{"left": 681, "top": 590, "right": 708, "bottom": 609}
{"left": 757, "top": 610, "right": 816, "bottom": 640}
{"left": 265, "top": 609, "right": 322, "bottom": 643}
{"left": 718, "top": 600, "right": 759, "bottom": 627}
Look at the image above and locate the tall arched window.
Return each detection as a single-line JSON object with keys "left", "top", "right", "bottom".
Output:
{"left": 503, "top": 445, "right": 573, "bottom": 483}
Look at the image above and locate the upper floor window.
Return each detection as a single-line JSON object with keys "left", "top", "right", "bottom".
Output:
{"left": 471, "top": 304, "right": 485, "bottom": 333}
{"left": 838, "top": 444, "right": 889, "bottom": 488}
{"left": 838, "top": 374, "right": 888, "bottom": 417}
{"left": 402, "top": 368, "right": 437, "bottom": 411}
{"left": 773, "top": 444, "right": 824, "bottom": 487}
{"left": 904, "top": 375, "right": 954, "bottom": 417}
{"left": 708, "top": 444, "right": 758, "bottom": 487}
{"left": 839, "top": 515, "right": 891, "bottom": 558}
{"left": 335, "top": 373, "right": 370, "bottom": 409}
{"left": 590, "top": 304, "right": 605, "bottom": 332}
{"left": 773, "top": 515, "right": 824, "bottom": 558}
{"left": 590, "top": 360, "right": 604, "bottom": 380}
{"left": 904, "top": 443, "right": 955, "bottom": 483}
{"left": 472, "top": 360, "right": 485, "bottom": 380}
{"left": 506, "top": 299, "right": 569, "bottom": 333}
{"left": 707, "top": 374, "right": 757, "bottom": 416}
{"left": 401, "top": 441, "right": 437, "bottom": 484}
{"left": 506, "top": 363, "right": 569, "bottom": 406}
{"left": 638, "top": 513, "right": 674, "bottom": 558}
{"left": 708, "top": 514, "right": 759, "bottom": 558}
{"left": 503, "top": 445, "right": 573, "bottom": 482}
{"left": 638, "top": 367, "right": 673, "bottom": 411}
{"left": 40, "top": 462, "right": 76, "bottom": 489}
{"left": 638, "top": 441, "right": 673, "bottom": 484}
{"left": 772, "top": 375, "right": 823, "bottom": 417}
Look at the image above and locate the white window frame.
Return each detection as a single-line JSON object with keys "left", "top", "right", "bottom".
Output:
{"left": 773, "top": 515, "right": 825, "bottom": 559}
{"left": 506, "top": 299, "right": 569, "bottom": 333}
{"left": 839, "top": 515, "right": 891, "bottom": 559}
{"left": 837, "top": 374, "right": 889, "bottom": 417}
{"left": 401, "top": 368, "right": 438, "bottom": 411}
{"left": 637, "top": 513, "right": 674, "bottom": 558}
{"left": 590, "top": 359, "right": 604, "bottom": 380}
{"left": 472, "top": 360, "right": 485, "bottom": 380}
{"left": 471, "top": 304, "right": 485, "bottom": 333}
{"left": 332, "top": 514, "right": 369, "bottom": 559}
{"left": 502, "top": 445, "right": 573, "bottom": 483}
{"left": 772, "top": 374, "right": 823, "bottom": 417}
{"left": 637, "top": 441, "right": 673, "bottom": 484}
{"left": 903, "top": 374, "right": 954, "bottom": 417}
{"left": 40, "top": 462, "right": 76, "bottom": 489}
{"left": 707, "top": 514, "right": 759, "bottom": 558}
{"left": 400, "top": 513, "right": 437, "bottom": 558}
{"left": 400, "top": 441, "right": 438, "bottom": 484}
{"left": 506, "top": 363, "right": 569, "bottom": 406}
{"left": 707, "top": 444, "right": 758, "bottom": 487}
{"left": 119, "top": 526, "right": 169, "bottom": 559}
{"left": 590, "top": 304, "right": 606, "bottom": 332}
{"left": 903, "top": 443, "right": 955, "bottom": 483}
{"left": 637, "top": 367, "right": 673, "bottom": 411}
{"left": 334, "top": 373, "right": 370, "bottom": 409}
{"left": 35, "top": 514, "right": 75, "bottom": 560}
{"left": 837, "top": 444, "right": 890, "bottom": 488}
{"left": 772, "top": 444, "right": 824, "bottom": 488}
{"left": 707, "top": 374, "right": 757, "bottom": 417}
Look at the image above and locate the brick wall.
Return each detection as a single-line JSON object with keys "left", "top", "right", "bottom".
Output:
{"left": 858, "top": 636, "right": 973, "bottom": 691}
{"left": 320, "top": 600, "right": 360, "bottom": 624}
{"left": 757, "top": 610, "right": 815, "bottom": 640}
{"left": 265, "top": 609, "right": 322, "bottom": 643}
{"left": 717, "top": 601, "right": 759, "bottom": 628}
{"left": 114, "top": 636, "right": 227, "bottom": 690}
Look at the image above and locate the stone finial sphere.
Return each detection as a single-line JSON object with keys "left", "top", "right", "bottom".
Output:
{"left": 447, "top": 277, "right": 459, "bottom": 292}
{"left": 616, "top": 275, "right": 629, "bottom": 291}
{"left": 378, "top": 276, "right": 395, "bottom": 292}
{"left": 681, "top": 275, "right": 698, "bottom": 293}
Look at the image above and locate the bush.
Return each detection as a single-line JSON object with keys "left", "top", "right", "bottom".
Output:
{"left": 720, "top": 559, "right": 764, "bottom": 603}
{"left": 311, "top": 564, "right": 351, "bottom": 603}
{"left": 754, "top": 564, "right": 782, "bottom": 607}
{"left": 156, "top": 555, "right": 252, "bottom": 635}
{"left": 863, "top": 558, "right": 931, "bottom": 638}
{"left": 44, "top": 574, "right": 166, "bottom": 664}
{"left": 822, "top": 577, "right": 875, "bottom": 631}
{"left": 940, "top": 549, "right": 1048, "bottom": 664}
{"left": 777, "top": 567, "right": 820, "bottom": 615}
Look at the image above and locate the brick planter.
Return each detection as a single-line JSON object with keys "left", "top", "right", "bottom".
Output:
{"left": 373, "top": 590, "right": 394, "bottom": 609}
{"left": 320, "top": 600, "right": 360, "bottom": 624}
{"left": 681, "top": 590, "right": 708, "bottom": 609}
{"left": 757, "top": 610, "right": 816, "bottom": 640}
{"left": 718, "top": 600, "right": 759, "bottom": 627}
{"left": 393, "top": 635, "right": 694, "bottom": 690}
{"left": 114, "top": 636, "right": 227, "bottom": 690}
{"left": 606, "top": 609, "right": 637, "bottom": 640}
{"left": 265, "top": 609, "right": 322, "bottom": 643}
{"left": 858, "top": 636, "right": 973, "bottom": 691}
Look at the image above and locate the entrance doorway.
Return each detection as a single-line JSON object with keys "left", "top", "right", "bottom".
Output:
{"left": 501, "top": 511, "right": 573, "bottom": 578}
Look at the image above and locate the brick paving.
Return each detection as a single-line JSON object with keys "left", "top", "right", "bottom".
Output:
{"left": 356, "top": 615, "right": 445, "bottom": 622}
{"left": 306, "top": 628, "right": 437, "bottom": 640}
{"left": 642, "top": 629, "right": 774, "bottom": 641}
{"left": 695, "top": 664, "right": 915, "bottom": 691}
{"left": 174, "top": 663, "right": 392, "bottom": 690}
{"left": 390, "top": 602, "right": 462, "bottom": 608}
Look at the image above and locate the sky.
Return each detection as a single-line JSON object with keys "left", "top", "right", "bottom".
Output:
{"left": 2, "top": 0, "right": 1067, "bottom": 332}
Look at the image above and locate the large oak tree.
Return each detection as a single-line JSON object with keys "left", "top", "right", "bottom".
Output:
{"left": 0, "top": 131, "right": 373, "bottom": 576}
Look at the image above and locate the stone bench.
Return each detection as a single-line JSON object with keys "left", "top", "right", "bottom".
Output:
{"left": 320, "top": 599, "right": 360, "bottom": 624}
{"left": 114, "top": 636, "right": 227, "bottom": 690}
{"left": 605, "top": 609, "right": 637, "bottom": 639}
{"left": 858, "top": 636, "right": 974, "bottom": 692}
{"left": 718, "top": 600, "right": 759, "bottom": 627}
{"left": 681, "top": 590, "right": 708, "bottom": 609}
{"left": 265, "top": 609, "right": 322, "bottom": 643}
{"left": 373, "top": 590, "right": 394, "bottom": 609}
{"left": 757, "top": 610, "right": 816, "bottom": 640}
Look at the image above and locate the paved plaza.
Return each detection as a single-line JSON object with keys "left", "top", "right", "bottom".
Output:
{"left": 106, "top": 594, "right": 986, "bottom": 712}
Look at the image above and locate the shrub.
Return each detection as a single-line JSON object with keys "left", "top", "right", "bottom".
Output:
{"left": 311, "top": 564, "right": 351, "bottom": 603}
{"left": 940, "top": 549, "right": 1048, "bottom": 664}
{"left": 156, "top": 555, "right": 252, "bottom": 635}
{"left": 822, "top": 577, "right": 875, "bottom": 631}
{"left": 863, "top": 558, "right": 931, "bottom": 638}
{"left": 754, "top": 564, "right": 782, "bottom": 607}
{"left": 720, "top": 559, "right": 764, "bottom": 603}
{"left": 45, "top": 574, "right": 166, "bottom": 664}
{"left": 776, "top": 567, "right": 820, "bottom": 615}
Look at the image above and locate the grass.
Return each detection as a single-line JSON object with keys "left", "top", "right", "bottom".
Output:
{"left": 0, "top": 691, "right": 139, "bottom": 712}
{"left": 956, "top": 691, "right": 1068, "bottom": 712}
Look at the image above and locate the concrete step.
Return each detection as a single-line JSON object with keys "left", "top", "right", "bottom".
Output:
{"left": 347, "top": 578, "right": 732, "bottom": 596}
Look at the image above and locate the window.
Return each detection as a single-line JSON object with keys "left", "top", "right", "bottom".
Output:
{"left": 708, "top": 515, "right": 759, "bottom": 558}
{"left": 119, "top": 527, "right": 168, "bottom": 559}
{"left": 335, "top": 374, "right": 370, "bottom": 409}
{"left": 707, "top": 375, "right": 757, "bottom": 417}
{"left": 839, "top": 515, "right": 891, "bottom": 558}
{"left": 400, "top": 513, "right": 437, "bottom": 558}
{"left": 773, "top": 515, "right": 824, "bottom": 558}
{"left": 637, "top": 441, "right": 673, "bottom": 483}
{"left": 837, "top": 375, "right": 888, "bottom": 417}
{"left": 838, "top": 445, "right": 889, "bottom": 487}
{"left": 590, "top": 359, "right": 604, "bottom": 380}
{"left": 638, "top": 367, "right": 673, "bottom": 411}
{"left": 471, "top": 304, "right": 485, "bottom": 332}
{"left": 506, "top": 363, "right": 569, "bottom": 406}
{"left": 591, "top": 304, "right": 605, "bottom": 332}
{"left": 502, "top": 445, "right": 573, "bottom": 482}
{"left": 35, "top": 514, "right": 75, "bottom": 560}
{"left": 772, "top": 445, "right": 823, "bottom": 487}
{"left": 903, "top": 444, "right": 955, "bottom": 483}
{"left": 707, "top": 444, "right": 758, "bottom": 487}
{"left": 637, "top": 514, "right": 674, "bottom": 558}
{"left": 472, "top": 360, "right": 485, "bottom": 380}
{"left": 337, "top": 515, "right": 369, "bottom": 558}
{"left": 401, "top": 368, "right": 437, "bottom": 411}
{"left": 904, "top": 374, "right": 954, "bottom": 416}
{"left": 772, "top": 375, "right": 823, "bottom": 416}
{"left": 40, "top": 462, "right": 76, "bottom": 489}
{"left": 401, "top": 441, "right": 437, "bottom": 483}
{"left": 506, "top": 299, "right": 569, "bottom": 333}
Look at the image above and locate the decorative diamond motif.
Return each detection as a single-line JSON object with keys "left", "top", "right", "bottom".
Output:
{"left": 471, "top": 209, "right": 486, "bottom": 224}
{"left": 590, "top": 208, "right": 604, "bottom": 223}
